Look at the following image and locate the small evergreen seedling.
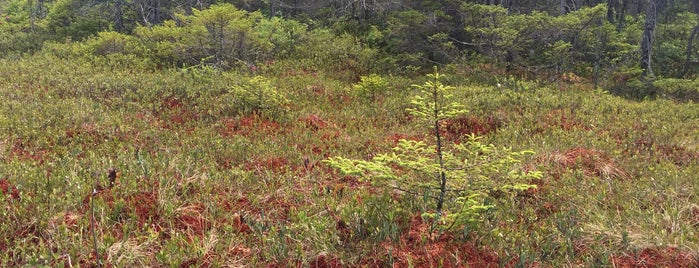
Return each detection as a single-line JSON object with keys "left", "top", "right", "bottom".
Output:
{"left": 325, "top": 67, "right": 539, "bottom": 231}
{"left": 353, "top": 74, "right": 388, "bottom": 102}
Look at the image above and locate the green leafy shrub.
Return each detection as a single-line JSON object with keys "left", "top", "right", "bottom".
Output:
{"left": 294, "top": 29, "right": 379, "bottom": 81}
{"left": 325, "top": 68, "right": 539, "bottom": 232}
{"left": 135, "top": 4, "right": 270, "bottom": 70}
{"left": 254, "top": 17, "right": 308, "bottom": 59}
{"left": 653, "top": 78, "right": 699, "bottom": 102}
{"left": 82, "top": 31, "right": 145, "bottom": 56}
{"left": 42, "top": 0, "right": 109, "bottom": 40}
{"left": 352, "top": 74, "right": 388, "bottom": 101}
{"left": 213, "top": 75, "right": 289, "bottom": 119}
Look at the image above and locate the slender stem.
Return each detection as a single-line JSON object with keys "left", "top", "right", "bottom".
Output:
{"left": 433, "top": 77, "right": 447, "bottom": 214}
{"left": 90, "top": 188, "right": 101, "bottom": 268}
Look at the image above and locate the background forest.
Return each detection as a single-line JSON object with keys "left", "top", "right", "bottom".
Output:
{"left": 3, "top": 0, "right": 699, "bottom": 90}
{"left": 0, "top": 0, "right": 698, "bottom": 267}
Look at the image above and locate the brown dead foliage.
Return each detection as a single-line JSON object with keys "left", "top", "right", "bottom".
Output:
{"left": 127, "top": 191, "right": 161, "bottom": 225}
{"left": 9, "top": 139, "right": 48, "bottom": 164}
{"left": 385, "top": 133, "right": 424, "bottom": 146}
{"left": 48, "top": 211, "right": 83, "bottom": 233}
{"left": 232, "top": 213, "right": 253, "bottom": 234}
{"left": 630, "top": 138, "right": 699, "bottom": 166}
{"left": 363, "top": 215, "right": 502, "bottom": 268}
{"left": 258, "top": 194, "right": 293, "bottom": 221}
{"left": 299, "top": 114, "right": 329, "bottom": 131}
{"left": 179, "top": 252, "right": 217, "bottom": 268}
{"left": 547, "top": 147, "right": 628, "bottom": 180}
{"left": 211, "top": 193, "right": 253, "bottom": 234}
{"left": 514, "top": 178, "right": 559, "bottom": 221}
{"left": 690, "top": 205, "right": 699, "bottom": 228}
{"left": 442, "top": 116, "right": 502, "bottom": 142}
{"left": 612, "top": 247, "right": 698, "bottom": 268}
{"left": 174, "top": 203, "right": 210, "bottom": 235}
{"left": 64, "top": 122, "right": 107, "bottom": 143}
{"left": 158, "top": 96, "right": 200, "bottom": 130}
{"left": 309, "top": 254, "right": 344, "bottom": 268}
{"left": 654, "top": 144, "right": 699, "bottom": 166}
{"left": 538, "top": 109, "right": 589, "bottom": 132}
{"left": 0, "top": 178, "right": 20, "bottom": 201}
{"left": 82, "top": 186, "right": 161, "bottom": 230}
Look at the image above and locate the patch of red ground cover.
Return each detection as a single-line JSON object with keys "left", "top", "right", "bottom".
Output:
{"left": 157, "top": 96, "right": 200, "bottom": 130}
{"left": 230, "top": 196, "right": 258, "bottom": 213}
{"left": 258, "top": 194, "right": 293, "bottom": 222}
{"left": 81, "top": 187, "right": 115, "bottom": 212}
{"left": 179, "top": 251, "right": 218, "bottom": 268}
{"left": 537, "top": 109, "right": 589, "bottom": 132}
{"left": 127, "top": 190, "right": 161, "bottom": 225}
{"left": 612, "top": 247, "right": 698, "bottom": 268}
{"left": 162, "top": 96, "right": 184, "bottom": 110}
{"left": 299, "top": 114, "right": 329, "bottom": 131}
{"left": 314, "top": 175, "right": 373, "bottom": 200}
{"left": 655, "top": 144, "right": 699, "bottom": 166}
{"left": 339, "top": 175, "right": 372, "bottom": 190}
{"left": 385, "top": 133, "right": 425, "bottom": 146}
{"left": 364, "top": 216, "right": 502, "bottom": 268}
{"left": 690, "top": 205, "right": 699, "bottom": 228}
{"left": 547, "top": 147, "right": 628, "bottom": 180}
{"left": 0, "top": 178, "right": 20, "bottom": 201}
{"left": 217, "top": 115, "right": 281, "bottom": 137}
{"left": 213, "top": 192, "right": 253, "bottom": 233}
{"left": 10, "top": 139, "right": 48, "bottom": 164}
{"left": 442, "top": 116, "right": 502, "bottom": 142}
{"left": 307, "top": 84, "right": 328, "bottom": 97}
{"left": 628, "top": 137, "right": 699, "bottom": 166}
{"left": 513, "top": 176, "right": 559, "bottom": 221}
{"left": 229, "top": 243, "right": 254, "bottom": 258}
{"left": 232, "top": 213, "right": 253, "bottom": 234}
{"left": 64, "top": 122, "right": 107, "bottom": 142}
{"left": 265, "top": 260, "right": 303, "bottom": 268}
{"left": 47, "top": 210, "right": 83, "bottom": 233}
{"left": 174, "top": 203, "right": 210, "bottom": 235}
{"left": 308, "top": 254, "right": 344, "bottom": 268}
{"left": 82, "top": 184, "right": 161, "bottom": 230}
{"left": 212, "top": 194, "right": 258, "bottom": 233}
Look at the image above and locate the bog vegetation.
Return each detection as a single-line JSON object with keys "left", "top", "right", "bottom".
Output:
{"left": 0, "top": 0, "right": 698, "bottom": 267}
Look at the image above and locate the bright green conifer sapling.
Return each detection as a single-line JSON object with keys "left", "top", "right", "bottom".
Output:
{"left": 325, "top": 68, "right": 540, "bottom": 232}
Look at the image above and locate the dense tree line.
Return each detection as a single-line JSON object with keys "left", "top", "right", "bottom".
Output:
{"left": 1, "top": 0, "right": 699, "bottom": 92}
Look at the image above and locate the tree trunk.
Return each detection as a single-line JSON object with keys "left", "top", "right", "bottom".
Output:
{"left": 36, "top": 0, "right": 45, "bottom": 18}
{"left": 113, "top": 0, "right": 124, "bottom": 32}
{"left": 152, "top": 0, "right": 160, "bottom": 24}
{"left": 434, "top": 87, "right": 447, "bottom": 214}
{"left": 679, "top": 20, "right": 699, "bottom": 78}
{"left": 616, "top": 0, "right": 628, "bottom": 31}
{"left": 640, "top": 0, "right": 657, "bottom": 77}
{"left": 183, "top": 0, "right": 194, "bottom": 15}
{"left": 607, "top": 0, "right": 616, "bottom": 22}
{"left": 29, "top": 0, "right": 36, "bottom": 31}
{"left": 28, "top": 0, "right": 47, "bottom": 31}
